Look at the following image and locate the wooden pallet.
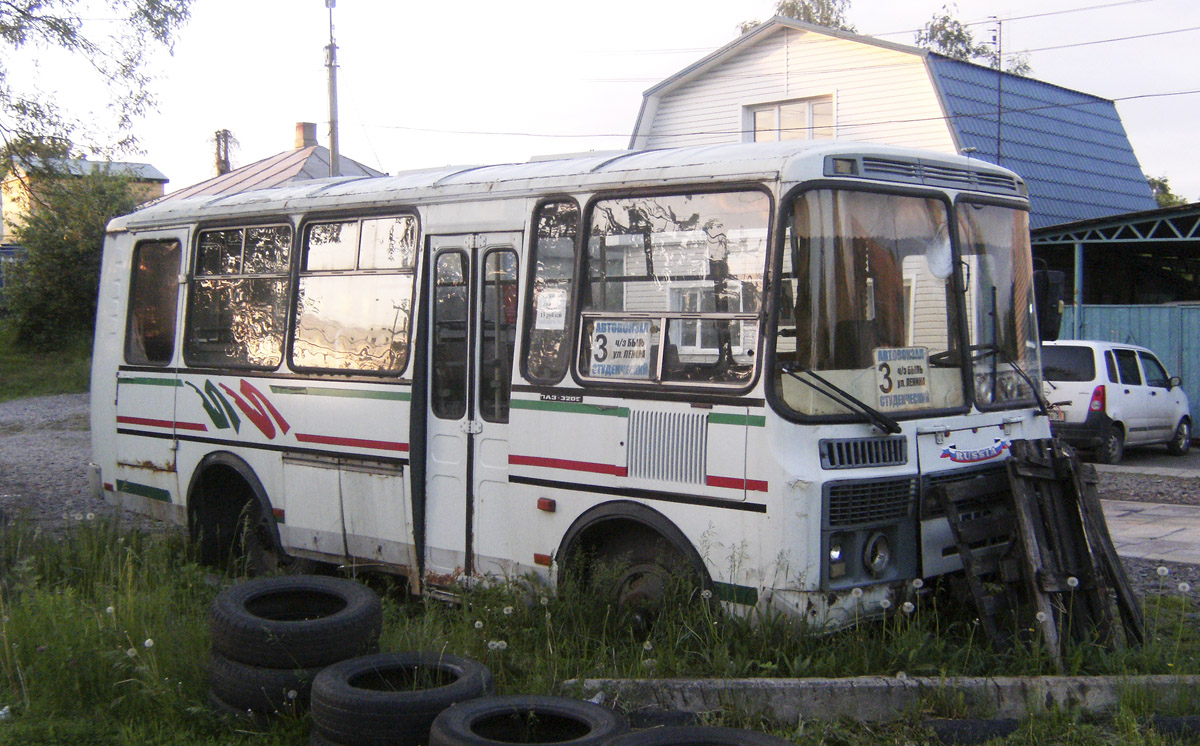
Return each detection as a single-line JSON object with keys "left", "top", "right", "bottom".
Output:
{"left": 932, "top": 438, "right": 1143, "bottom": 669}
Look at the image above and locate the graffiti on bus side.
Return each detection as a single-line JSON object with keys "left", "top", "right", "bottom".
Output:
{"left": 185, "top": 378, "right": 290, "bottom": 439}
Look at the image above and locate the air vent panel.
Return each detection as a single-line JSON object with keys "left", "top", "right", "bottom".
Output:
{"left": 819, "top": 436, "right": 907, "bottom": 470}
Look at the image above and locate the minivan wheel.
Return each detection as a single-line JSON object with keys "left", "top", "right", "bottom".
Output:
{"left": 1097, "top": 426, "right": 1125, "bottom": 464}
{"left": 1167, "top": 419, "right": 1191, "bottom": 456}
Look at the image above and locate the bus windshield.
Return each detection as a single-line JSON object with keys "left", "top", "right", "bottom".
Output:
{"left": 958, "top": 201, "right": 1040, "bottom": 408}
{"left": 773, "top": 189, "right": 964, "bottom": 418}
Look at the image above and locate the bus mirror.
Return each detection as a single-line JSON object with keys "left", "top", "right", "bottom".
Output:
{"left": 926, "top": 233, "right": 953, "bottom": 280}
{"left": 1033, "top": 269, "right": 1065, "bottom": 342}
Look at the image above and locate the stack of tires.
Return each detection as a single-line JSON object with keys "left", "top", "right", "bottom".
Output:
{"left": 207, "top": 575, "right": 382, "bottom": 722}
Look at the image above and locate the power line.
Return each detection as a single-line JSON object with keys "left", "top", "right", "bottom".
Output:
{"left": 1007, "top": 25, "right": 1200, "bottom": 55}
{"left": 870, "top": 0, "right": 1159, "bottom": 37}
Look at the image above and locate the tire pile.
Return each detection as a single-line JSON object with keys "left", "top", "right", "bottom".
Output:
{"left": 207, "top": 575, "right": 794, "bottom": 746}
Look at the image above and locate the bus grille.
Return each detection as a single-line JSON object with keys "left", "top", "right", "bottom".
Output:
{"left": 922, "top": 463, "right": 1010, "bottom": 518}
{"left": 826, "top": 477, "right": 918, "bottom": 528}
{"left": 627, "top": 410, "right": 707, "bottom": 484}
{"left": 819, "top": 436, "right": 907, "bottom": 469}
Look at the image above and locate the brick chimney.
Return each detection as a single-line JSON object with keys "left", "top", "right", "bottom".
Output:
{"left": 295, "top": 122, "right": 318, "bottom": 149}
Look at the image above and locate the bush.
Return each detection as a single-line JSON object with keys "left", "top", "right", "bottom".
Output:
{"left": 3, "top": 166, "right": 139, "bottom": 348}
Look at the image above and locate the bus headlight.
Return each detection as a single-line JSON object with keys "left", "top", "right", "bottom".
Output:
{"left": 828, "top": 536, "right": 846, "bottom": 579}
{"left": 863, "top": 532, "right": 892, "bottom": 577}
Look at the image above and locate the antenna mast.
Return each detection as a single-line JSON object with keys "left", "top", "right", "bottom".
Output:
{"left": 325, "top": 0, "right": 340, "bottom": 177}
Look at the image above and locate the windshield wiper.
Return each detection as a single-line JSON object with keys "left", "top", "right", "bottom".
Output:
{"left": 967, "top": 344, "right": 1051, "bottom": 417}
{"left": 779, "top": 364, "right": 902, "bottom": 435}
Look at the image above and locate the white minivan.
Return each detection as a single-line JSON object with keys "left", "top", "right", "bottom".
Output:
{"left": 1041, "top": 340, "right": 1191, "bottom": 463}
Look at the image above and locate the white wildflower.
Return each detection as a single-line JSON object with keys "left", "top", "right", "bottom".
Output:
{"left": 487, "top": 641, "right": 498, "bottom": 651}
{"left": 851, "top": 587, "right": 864, "bottom": 599}
{"left": 1157, "top": 566, "right": 1170, "bottom": 578}
{"left": 700, "top": 589, "right": 713, "bottom": 600}
{"left": 880, "top": 598, "right": 892, "bottom": 610}
{"left": 1179, "top": 582, "right": 1191, "bottom": 594}
{"left": 0, "top": 706, "right": 9, "bottom": 720}
{"left": 902, "top": 602, "right": 915, "bottom": 614}
{"left": 126, "top": 648, "right": 137, "bottom": 658}
{"left": 912, "top": 578, "right": 924, "bottom": 590}
{"left": 643, "top": 640, "right": 653, "bottom": 652}
{"left": 86, "top": 513, "right": 95, "bottom": 521}
{"left": 143, "top": 638, "right": 154, "bottom": 649}
{"left": 496, "top": 640, "right": 507, "bottom": 651}
{"left": 1066, "top": 576, "right": 1079, "bottom": 588}
{"left": 896, "top": 671, "right": 908, "bottom": 681}
{"left": 503, "top": 606, "right": 514, "bottom": 616}
{"left": 72, "top": 513, "right": 84, "bottom": 521}
{"left": 105, "top": 606, "right": 115, "bottom": 615}
{"left": 540, "top": 596, "right": 549, "bottom": 606}
{"left": 287, "top": 690, "right": 298, "bottom": 701}
{"left": 474, "top": 620, "right": 484, "bottom": 629}
{"left": 1036, "top": 611, "right": 1047, "bottom": 623}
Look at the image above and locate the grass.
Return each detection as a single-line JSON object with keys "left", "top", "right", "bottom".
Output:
{"left": 0, "top": 519, "right": 1197, "bottom": 746}
{"left": 0, "top": 320, "right": 91, "bottom": 403}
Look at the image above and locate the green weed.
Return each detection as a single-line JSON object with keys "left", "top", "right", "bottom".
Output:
{"left": 0, "top": 518, "right": 1197, "bottom": 745}
{"left": 0, "top": 321, "right": 91, "bottom": 402}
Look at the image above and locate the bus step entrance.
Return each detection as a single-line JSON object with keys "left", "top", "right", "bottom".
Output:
{"left": 933, "top": 438, "right": 1144, "bottom": 671}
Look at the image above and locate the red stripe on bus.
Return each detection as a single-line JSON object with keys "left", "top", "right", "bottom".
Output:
{"left": 117, "top": 416, "right": 208, "bottom": 432}
{"left": 509, "top": 454, "right": 628, "bottom": 477}
{"left": 294, "top": 433, "right": 410, "bottom": 452}
{"left": 706, "top": 475, "right": 769, "bottom": 492}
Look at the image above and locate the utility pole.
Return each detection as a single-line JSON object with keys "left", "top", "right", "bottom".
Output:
{"left": 991, "top": 17, "right": 1003, "bottom": 166}
{"left": 325, "top": 0, "right": 340, "bottom": 177}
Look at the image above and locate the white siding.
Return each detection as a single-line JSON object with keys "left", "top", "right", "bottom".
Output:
{"left": 643, "top": 28, "right": 957, "bottom": 154}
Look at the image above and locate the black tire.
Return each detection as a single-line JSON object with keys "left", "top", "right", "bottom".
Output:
{"left": 209, "top": 575, "right": 382, "bottom": 668}
{"left": 1167, "top": 418, "right": 1191, "bottom": 456}
{"left": 1096, "top": 425, "right": 1125, "bottom": 464}
{"left": 208, "top": 653, "right": 319, "bottom": 714}
{"left": 311, "top": 652, "right": 494, "bottom": 746}
{"left": 607, "top": 726, "right": 796, "bottom": 746}
{"left": 428, "top": 694, "right": 628, "bottom": 746}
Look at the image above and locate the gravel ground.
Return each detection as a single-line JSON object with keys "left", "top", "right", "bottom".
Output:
{"left": 1, "top": 392, "right": 1198, "bottom": 596}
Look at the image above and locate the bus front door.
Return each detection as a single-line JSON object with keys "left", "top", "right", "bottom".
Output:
{"left": 424, "top": 233, "right": 521, "bottom": 588}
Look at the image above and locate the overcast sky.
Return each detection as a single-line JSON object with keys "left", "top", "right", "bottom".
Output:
{"left": 117, "top": 0, "right": 1199, "bottom": 200}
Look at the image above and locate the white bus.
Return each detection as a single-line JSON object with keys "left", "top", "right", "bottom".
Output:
{"left": 91, "top": 140, "right": 1048, "bottom": 626}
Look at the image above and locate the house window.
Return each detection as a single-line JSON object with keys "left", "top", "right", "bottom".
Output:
{"left": 750, "top": 97, "right": 834, "bottom": 142}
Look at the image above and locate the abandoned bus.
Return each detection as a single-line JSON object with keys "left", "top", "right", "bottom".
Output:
{"left": 90, "top": 140, "right": 1047, "bottom": 626}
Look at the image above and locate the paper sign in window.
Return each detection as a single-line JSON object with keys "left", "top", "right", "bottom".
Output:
{"left": 589, "top": 319, "right": 652, "bottom": 379}
{"left": 874, "top": 346, "right": 931, "bottom": 411}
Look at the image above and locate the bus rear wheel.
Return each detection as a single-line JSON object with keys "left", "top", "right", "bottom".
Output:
{"left": 238, "top": 503, "right": 316, "bottom": 577}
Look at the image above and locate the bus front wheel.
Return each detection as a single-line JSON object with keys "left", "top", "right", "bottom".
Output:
{"left": 594, "top": 533, "right": 693, "bottom": 631}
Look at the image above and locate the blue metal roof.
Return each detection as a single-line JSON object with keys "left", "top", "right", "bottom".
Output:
{"left": 927, "top": 54, "right": 1156, "bottom": 229}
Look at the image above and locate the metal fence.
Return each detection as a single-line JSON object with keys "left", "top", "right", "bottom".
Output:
{"left": 1059, "top": 304, "right": 1200, "bottom": 417}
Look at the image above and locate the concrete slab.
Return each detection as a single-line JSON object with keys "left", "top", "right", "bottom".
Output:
{"left": 1102, "top": 499, "right": 1200, "bottom": 563}
{"left": 577, "top": 675, "right": 1200, "bottom": 724}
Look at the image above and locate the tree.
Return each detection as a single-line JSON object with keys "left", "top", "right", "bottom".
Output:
{"left": 0, "top": 1, "right": 193, "bottom": 165}
{"left": 914, "top": 4, "right": 1031, "bottom": 76}
{"left": 1147, "top": 175, "right": 1190, "bottom": 208}
{"left": 2, "top": 167, "right": 139, "bottom": 346}
{"left": 741, "top": 0, "right": 856, "bottom": 34}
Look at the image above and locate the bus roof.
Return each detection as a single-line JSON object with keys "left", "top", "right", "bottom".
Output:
{"left": 113, "top": 140, "right": 1025, "bottom": 232}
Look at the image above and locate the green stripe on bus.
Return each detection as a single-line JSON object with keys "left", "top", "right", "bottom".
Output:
{"left": 118, "top": 377, "right": 181, "bottom": 387}
{"left": 510, "top": 399, "right": 630, "bottom": 417}
{"left": 713, "top": 581, "right": 759, "bottom": 606}
{"left": 707, "top": 413, "right": 766, "bottom": 427}
{"left": 268, "top": 385, "right": 411, "bottom": 401}
{"left": 116, "top": 480, "right": 172, "bottom": 503}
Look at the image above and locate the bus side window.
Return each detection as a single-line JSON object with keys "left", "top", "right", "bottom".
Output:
{"left": 184, "top": 225, "right": 292, "bottom": 369}
{"left": 125, "top": 240, "right": 181, "bottom": 365}
{"left": 523, "top": 200, "right": 579, "bottom": 384}
{"left": 480, "top": 249, "right": 519, "bottom": 422}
